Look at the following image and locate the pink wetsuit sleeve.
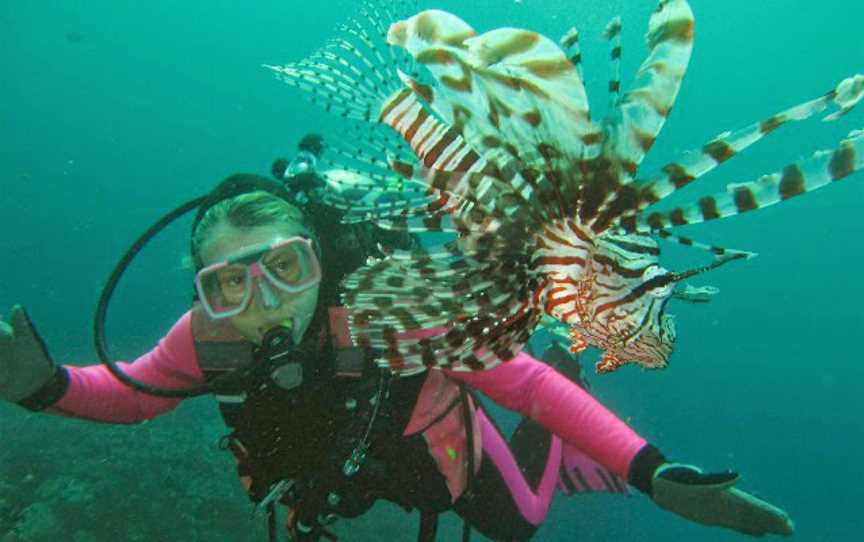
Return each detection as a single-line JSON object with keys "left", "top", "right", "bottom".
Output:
{"left": 445, "top": 352, "right": 646, "bottom": 479}
{"left": 50, "top": 312, "right": 204, "bottom": 424}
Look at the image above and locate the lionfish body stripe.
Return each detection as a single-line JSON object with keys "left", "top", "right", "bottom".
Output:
{"left": 271, "top": 0, "right": 864, "bottom": 374}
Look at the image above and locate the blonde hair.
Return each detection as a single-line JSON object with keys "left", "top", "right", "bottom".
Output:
{"left": 191, "top": 191, "right": 312, "bottom": 268}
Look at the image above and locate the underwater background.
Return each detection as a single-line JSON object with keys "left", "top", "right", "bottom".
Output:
{"left": 1, "top": 0, "right": 862, "bottom": 540}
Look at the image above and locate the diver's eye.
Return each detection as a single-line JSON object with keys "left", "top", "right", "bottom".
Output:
{"left": 213, "top": 265, "right": 249, "bottom": 305}
{"left": 265, "top": 251, "right": 302, "bottom": 282}
{"left": 641, "top": 265, "right": 674, "bottom": 299}
{"left": 216, "top": 266, "right": 247, "bottom": 291}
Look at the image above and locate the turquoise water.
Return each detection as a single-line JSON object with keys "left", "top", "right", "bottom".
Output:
{"left": 1, "top": 0, "right": 862, "bottom": 540}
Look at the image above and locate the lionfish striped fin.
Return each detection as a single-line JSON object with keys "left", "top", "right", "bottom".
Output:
{"left": 602, "top": 0, "right": 694, "bottom": 174}
{"left": 604, "top": 17, "right": 623, "bottom": 109}
{"left": 265, "top": 41, "right": 394, "bottom": 123}
{"left": 559, "top": 27, "right": 583, "bottom": 80}
{"left": 652, "top": 229, "right": 756, "bottom": 260}
{"left": 344, "top": 243, "right": 542, "bottom": 373}
{"left": 294, "top": 16, "right": 554, "bottom": 376}
{"left": 268, "top": 4, "right": 546, "bottom": 242}
{"left": 393, "top": 69, "right": 592, "bottom": 225}
{"left": 629, "top": 75, "right": 864, "bottom": 213}
{"left": 328, "top": 124, "right": 413, "bottom": 172}
{"left": 630, "top": 129, "right": 864, "bottom": 231}
{"left": 378, "top": 82, "right": 561, "bottom": 231}
{"left": 387, "top": 10, "right": 600, "bottom": 172}
{"left": 266, "top": 1, "right": 480, "bottom": 235}
{"left": 264, "top": 0, "right": 426, "bottom": 122}
{"left": 318, "top": 168, "right": 434, "bottom": 220}
{"left": 373, "top": 214, "right": 459, "bottom": 233}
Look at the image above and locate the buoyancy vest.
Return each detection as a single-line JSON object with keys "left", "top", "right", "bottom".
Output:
{"left": 189, "top": 304, "right": 474, "bottom": 511}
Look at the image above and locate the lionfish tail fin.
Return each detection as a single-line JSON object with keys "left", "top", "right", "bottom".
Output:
{"left": 631, "top": 74, "right": 864, "bottom": 210}
{"left": 630, "top": 128, "right": 864, "bottom": 231}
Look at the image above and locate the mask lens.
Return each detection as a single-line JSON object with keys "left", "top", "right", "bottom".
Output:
{"left": 198, "top": 263, "right": 251, "bottom": 316}
{"left": 262, "top": 241, "right": 319, "bottom": 290}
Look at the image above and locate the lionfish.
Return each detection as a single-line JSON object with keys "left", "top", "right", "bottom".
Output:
{"left": 269, "top": 0, "right": 864, "bottom": 375}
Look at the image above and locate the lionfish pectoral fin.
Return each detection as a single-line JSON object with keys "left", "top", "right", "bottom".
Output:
{"left": 595, "top": 351, "right": 624, "bottom": 374}
{"left": 672, "top": 283, "right": 720, "bottom": 304}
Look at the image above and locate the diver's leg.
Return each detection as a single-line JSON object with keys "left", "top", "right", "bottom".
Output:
{"left": 452, "top": 451, "right": 541, "bottom": 542}
{"left": 453, "top": 409, "right": 560, "bottom": 542}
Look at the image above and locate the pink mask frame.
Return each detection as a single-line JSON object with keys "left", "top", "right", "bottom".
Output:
{"left": 195, "top": 236, "right": 321, "bottom": 319}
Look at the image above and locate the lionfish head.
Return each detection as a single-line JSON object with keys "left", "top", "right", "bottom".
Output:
{"left": 539, "top": 226, "right": 678, "bottom": 372}
{"left": 586, "top": 262, "right": 678, "bottom": 372}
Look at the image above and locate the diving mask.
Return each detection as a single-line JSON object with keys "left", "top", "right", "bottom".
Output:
{"left": 195, "top": 237, "right": 321, "bottom": 320}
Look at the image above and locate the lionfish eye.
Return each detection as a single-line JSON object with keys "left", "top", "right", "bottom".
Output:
{"left": 641, "top": 265, "right": 675, "bottom": 299}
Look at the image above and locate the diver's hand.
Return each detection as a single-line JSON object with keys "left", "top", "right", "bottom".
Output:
{"left": 0, "top": 305, "right": 56, "bottom": 402}
{"left": 652, "top": 463, "right": 794, "bottom": 537}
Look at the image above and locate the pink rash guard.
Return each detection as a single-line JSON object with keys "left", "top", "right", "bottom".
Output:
{"left": 446, "top": 354, "right": 645, "bottom": 479}
{"left": 51, "top": 312, "right": 202, "bottom": 422}
{"left": 51, "top": 311, "right": 645, "bottom": 484}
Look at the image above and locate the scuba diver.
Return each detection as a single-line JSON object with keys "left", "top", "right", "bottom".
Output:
{"left": 0, "top": 135, "right": 795, "bottom": 541}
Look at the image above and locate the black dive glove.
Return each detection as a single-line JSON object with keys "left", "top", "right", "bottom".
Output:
{"left": 0, "top": 305, "right": 60, "bottom": 404}
{"left": 630, "top": 446, "right": 794, "bottom": 537}
{"left": 651, "top": 463, "right": 795, "bottom": 537}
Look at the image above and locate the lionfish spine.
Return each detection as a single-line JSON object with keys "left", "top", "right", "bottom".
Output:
{"left": 630, "top": 75, "right": 864, "bottom": 214}
{"left": 580, "top": 0, "right": 695, "bottom": 230}
{"left": 380, "top": 85, "right": 479, "bottom": 173}
{"left": 379, "top": 82, "right": 535, "bottom": 233}
{"left": 604, "top": 16, "right": 622, "bottom": 109}
{"left": 374, "top": 214, "right": 458, "bottom": 233}
{"left": 635, "top": 129, "right": 864, "bottom": 230}
{"left": 601, "top": 0, "right": 694, "bottom": 175}
{"left": 651, "top": 230, "right": 756, "bottom": 259}
{"left": 559, "top": 27, "right": 583, "bottom": 80}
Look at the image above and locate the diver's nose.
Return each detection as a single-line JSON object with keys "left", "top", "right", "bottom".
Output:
{"left": 254, "top": 280, "right": 282, "bottom": 311}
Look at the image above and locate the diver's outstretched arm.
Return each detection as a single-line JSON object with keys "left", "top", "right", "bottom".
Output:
{"left": 448, "top": 353, "right": 794, "bottom": 537}
{"left": 0, "top": 306, "right": 201, "bottom": 423}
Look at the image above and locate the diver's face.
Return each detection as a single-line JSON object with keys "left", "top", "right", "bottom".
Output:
{"left": 199, "top": 223, "right": 320, "bottom": 345}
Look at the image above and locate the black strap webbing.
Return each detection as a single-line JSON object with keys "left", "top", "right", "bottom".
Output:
{"left": 459, "top": 384, "right": 474, "bottom": 542}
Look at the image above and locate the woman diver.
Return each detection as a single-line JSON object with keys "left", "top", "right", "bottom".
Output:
{"left": 0, "top": 136, "right": 794, "bottom": 541}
